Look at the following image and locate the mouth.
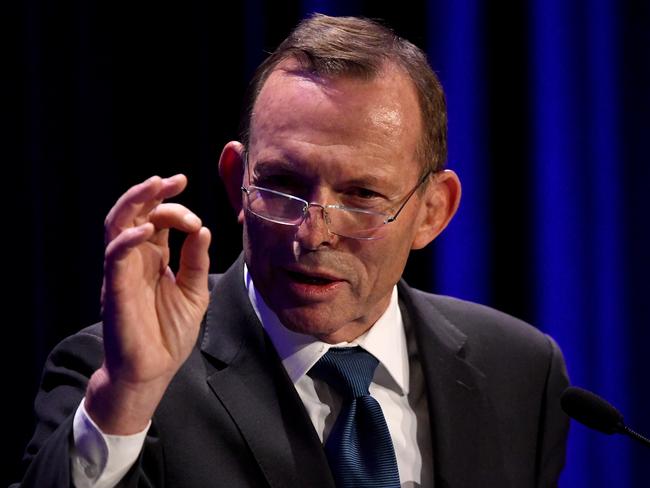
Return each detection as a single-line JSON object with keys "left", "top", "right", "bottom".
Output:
{"left": 285, "top": 269, "right": 341, "bottom": 285}
{"left": 282, "top": 267, "right": 346, "bottom": 299}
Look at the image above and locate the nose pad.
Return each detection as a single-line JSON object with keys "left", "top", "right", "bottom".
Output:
{"left": 303, "top": 204, "right": 332, "bottom": 228}
{"left": 320, "top": 207, "right": 332, "bottom": 227}
{"left": 294, "top": 204, "right": 333, "bottom": 249}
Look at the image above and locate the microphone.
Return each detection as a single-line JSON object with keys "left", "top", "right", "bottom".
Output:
{"left": 560, "top": 386, "right": 650, "bottom": 449}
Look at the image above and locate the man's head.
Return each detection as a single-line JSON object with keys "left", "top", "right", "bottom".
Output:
{"left": 220, "top": 14, "right": 460, "bottom": 343}
{"left": 241, "top": 13, "right": 448, "bottom": 177}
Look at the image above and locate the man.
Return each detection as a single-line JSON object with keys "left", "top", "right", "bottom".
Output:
{"left": 13, "top": 14, "right": 569, "bottom": 488}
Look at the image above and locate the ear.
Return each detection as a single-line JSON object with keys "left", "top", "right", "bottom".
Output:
{"left": 411, "top": 169, "right": 462, "bottom": 250}
{"left": 218, "top": 141, "right": 246, "bottom": 224}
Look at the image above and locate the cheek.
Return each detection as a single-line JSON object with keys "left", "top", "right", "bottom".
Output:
{"left": 243, "top": 218, "right": 271, "bottom": 268}
{"left": 243, "top": 216, "right": 292, "bottom": 261}
{"left": 352, "top": 237, "right": 411, "bottom": 289}
{"left": 245, "top": 213, "right": 276, "bottom": 243}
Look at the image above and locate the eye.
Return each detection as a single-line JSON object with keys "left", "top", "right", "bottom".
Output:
{"left": 340, "top": 187, "right": 388, "bottom": 210}
{"left": 350, "top": 187, "right": 382, "bottom": 199}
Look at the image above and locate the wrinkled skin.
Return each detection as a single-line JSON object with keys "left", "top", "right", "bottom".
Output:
{"left": 220, "top": 59, "right": 460, "bottom": 344}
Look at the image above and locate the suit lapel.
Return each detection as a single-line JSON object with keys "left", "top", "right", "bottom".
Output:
{"left": 398, "top": 281, "right": 508, "bottom": 488}
{"left": 196, "top": 260, "right": 508, "bottom": 487}
{"left": 200, "top": 257, "right": 335, "bottom": 488}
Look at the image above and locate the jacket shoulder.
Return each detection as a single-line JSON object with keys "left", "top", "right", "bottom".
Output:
{"left": 401, "top": 285, "right": 562, "bottom": 373}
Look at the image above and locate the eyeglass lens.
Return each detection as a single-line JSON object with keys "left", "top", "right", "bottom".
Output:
{"left": 246, "top": 187, "right": 386, "bottom": 238}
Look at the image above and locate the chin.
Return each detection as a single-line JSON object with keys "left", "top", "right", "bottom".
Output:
{"left": 276, "top": 307, "right": 338, "bottom": 336}
{"left": 275, "top": 306, "right": 366, "bottom": 344}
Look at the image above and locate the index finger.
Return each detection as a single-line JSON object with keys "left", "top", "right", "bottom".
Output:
{"left": 104, "top": 174, "right": 187, "bottom": 243}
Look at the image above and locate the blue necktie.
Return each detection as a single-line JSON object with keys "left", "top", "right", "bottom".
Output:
{"left": 309, "top": 347, "right": 400, "bottom": 488}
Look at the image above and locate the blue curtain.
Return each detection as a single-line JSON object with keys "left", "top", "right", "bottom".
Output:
{"left": 530, "top": 1, "right": 630, "bottom": 485}
{"left": 8, "top": 1, "right": 648, "bottom": 486}
{"left": 425, "top": 0, "right": 647, "bottom": 486}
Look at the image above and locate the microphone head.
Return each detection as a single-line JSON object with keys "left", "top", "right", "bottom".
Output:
{"left": 560, "top": 386, "right": 624, "bottom": 435}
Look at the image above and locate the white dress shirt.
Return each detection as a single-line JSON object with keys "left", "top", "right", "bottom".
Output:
{"left": 70, "top": 401, "right": 149, "bottom": 488}
{"left": 245, "top": 266, "right": 432, "bottom": 487}
{"left": 70, "top": 265, "right": 433, "bottom": 487}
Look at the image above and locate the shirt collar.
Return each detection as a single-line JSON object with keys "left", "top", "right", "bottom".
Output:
{"left": 244, "top": 263, "right": 409, "bottom": 395}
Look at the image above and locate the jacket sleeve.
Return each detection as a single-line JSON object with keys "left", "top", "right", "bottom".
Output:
{"left": 11, "top": 329, "right": 105, "bottom": 487}
{"left": 12, "top": 327, "right": 167, "bottom": 488}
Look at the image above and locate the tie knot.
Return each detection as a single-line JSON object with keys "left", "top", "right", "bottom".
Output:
{"left": 309, "top": 346, "right": 379, "bottom": 399}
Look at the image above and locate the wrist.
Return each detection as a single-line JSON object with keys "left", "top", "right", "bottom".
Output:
{"left": 85, "top": 365, "right": 170, "bottom": 435}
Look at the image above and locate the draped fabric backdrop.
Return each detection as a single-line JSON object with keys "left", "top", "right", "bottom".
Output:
{"left": 5, "top": 1, "right": 648, "bottom": 486}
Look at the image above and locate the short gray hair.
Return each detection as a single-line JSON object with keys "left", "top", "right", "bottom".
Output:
{"left": 239, "top": 13, "right": 448, "bottom": 175}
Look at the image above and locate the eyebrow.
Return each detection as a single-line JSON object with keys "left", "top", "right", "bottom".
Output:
{"left": 251, "top": 157, "right": 396, "bottom": 192}
{"left": 251, "top": 159, "right": 298, "bottom": 176}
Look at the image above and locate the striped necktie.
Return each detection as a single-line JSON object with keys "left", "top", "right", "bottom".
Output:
{"left": 309, "top": 347, "right": 400, "bottom": 488}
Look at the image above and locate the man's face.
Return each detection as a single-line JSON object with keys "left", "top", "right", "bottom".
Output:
{"left": 243, "top": 60, "right": 431, "bottom": 343}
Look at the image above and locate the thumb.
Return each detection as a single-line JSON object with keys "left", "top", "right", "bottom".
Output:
{"left": 176, "top": 227, "right": 211, "bottom": 301}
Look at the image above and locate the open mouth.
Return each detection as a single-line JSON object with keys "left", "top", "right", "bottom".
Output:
{"left": 287, "top": 270, "right": 337, "bottom": 285}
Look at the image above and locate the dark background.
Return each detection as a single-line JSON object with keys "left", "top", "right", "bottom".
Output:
{"left": 5, "top": 1, "right": 649, "bottom": 486}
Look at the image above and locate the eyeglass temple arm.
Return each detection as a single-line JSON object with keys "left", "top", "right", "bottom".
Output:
{"left": 385, "top": 171, "right": 433, "bottom": 223}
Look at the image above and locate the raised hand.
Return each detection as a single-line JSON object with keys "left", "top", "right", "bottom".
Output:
{"left": 85, "top": 174, "right": 211, "bottom": 434}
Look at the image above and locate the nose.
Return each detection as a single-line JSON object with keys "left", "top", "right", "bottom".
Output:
{"left": 294, "top": 204, "right": 333, "bottom": 250}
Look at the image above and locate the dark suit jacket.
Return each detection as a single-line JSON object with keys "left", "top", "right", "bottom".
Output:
{"left": 13, "top": 255, "right": 569, "bottom": 487}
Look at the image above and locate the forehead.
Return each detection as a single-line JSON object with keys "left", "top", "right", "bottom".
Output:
{"left": 248, "top": 59, "right": 423, "bottom": 182}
